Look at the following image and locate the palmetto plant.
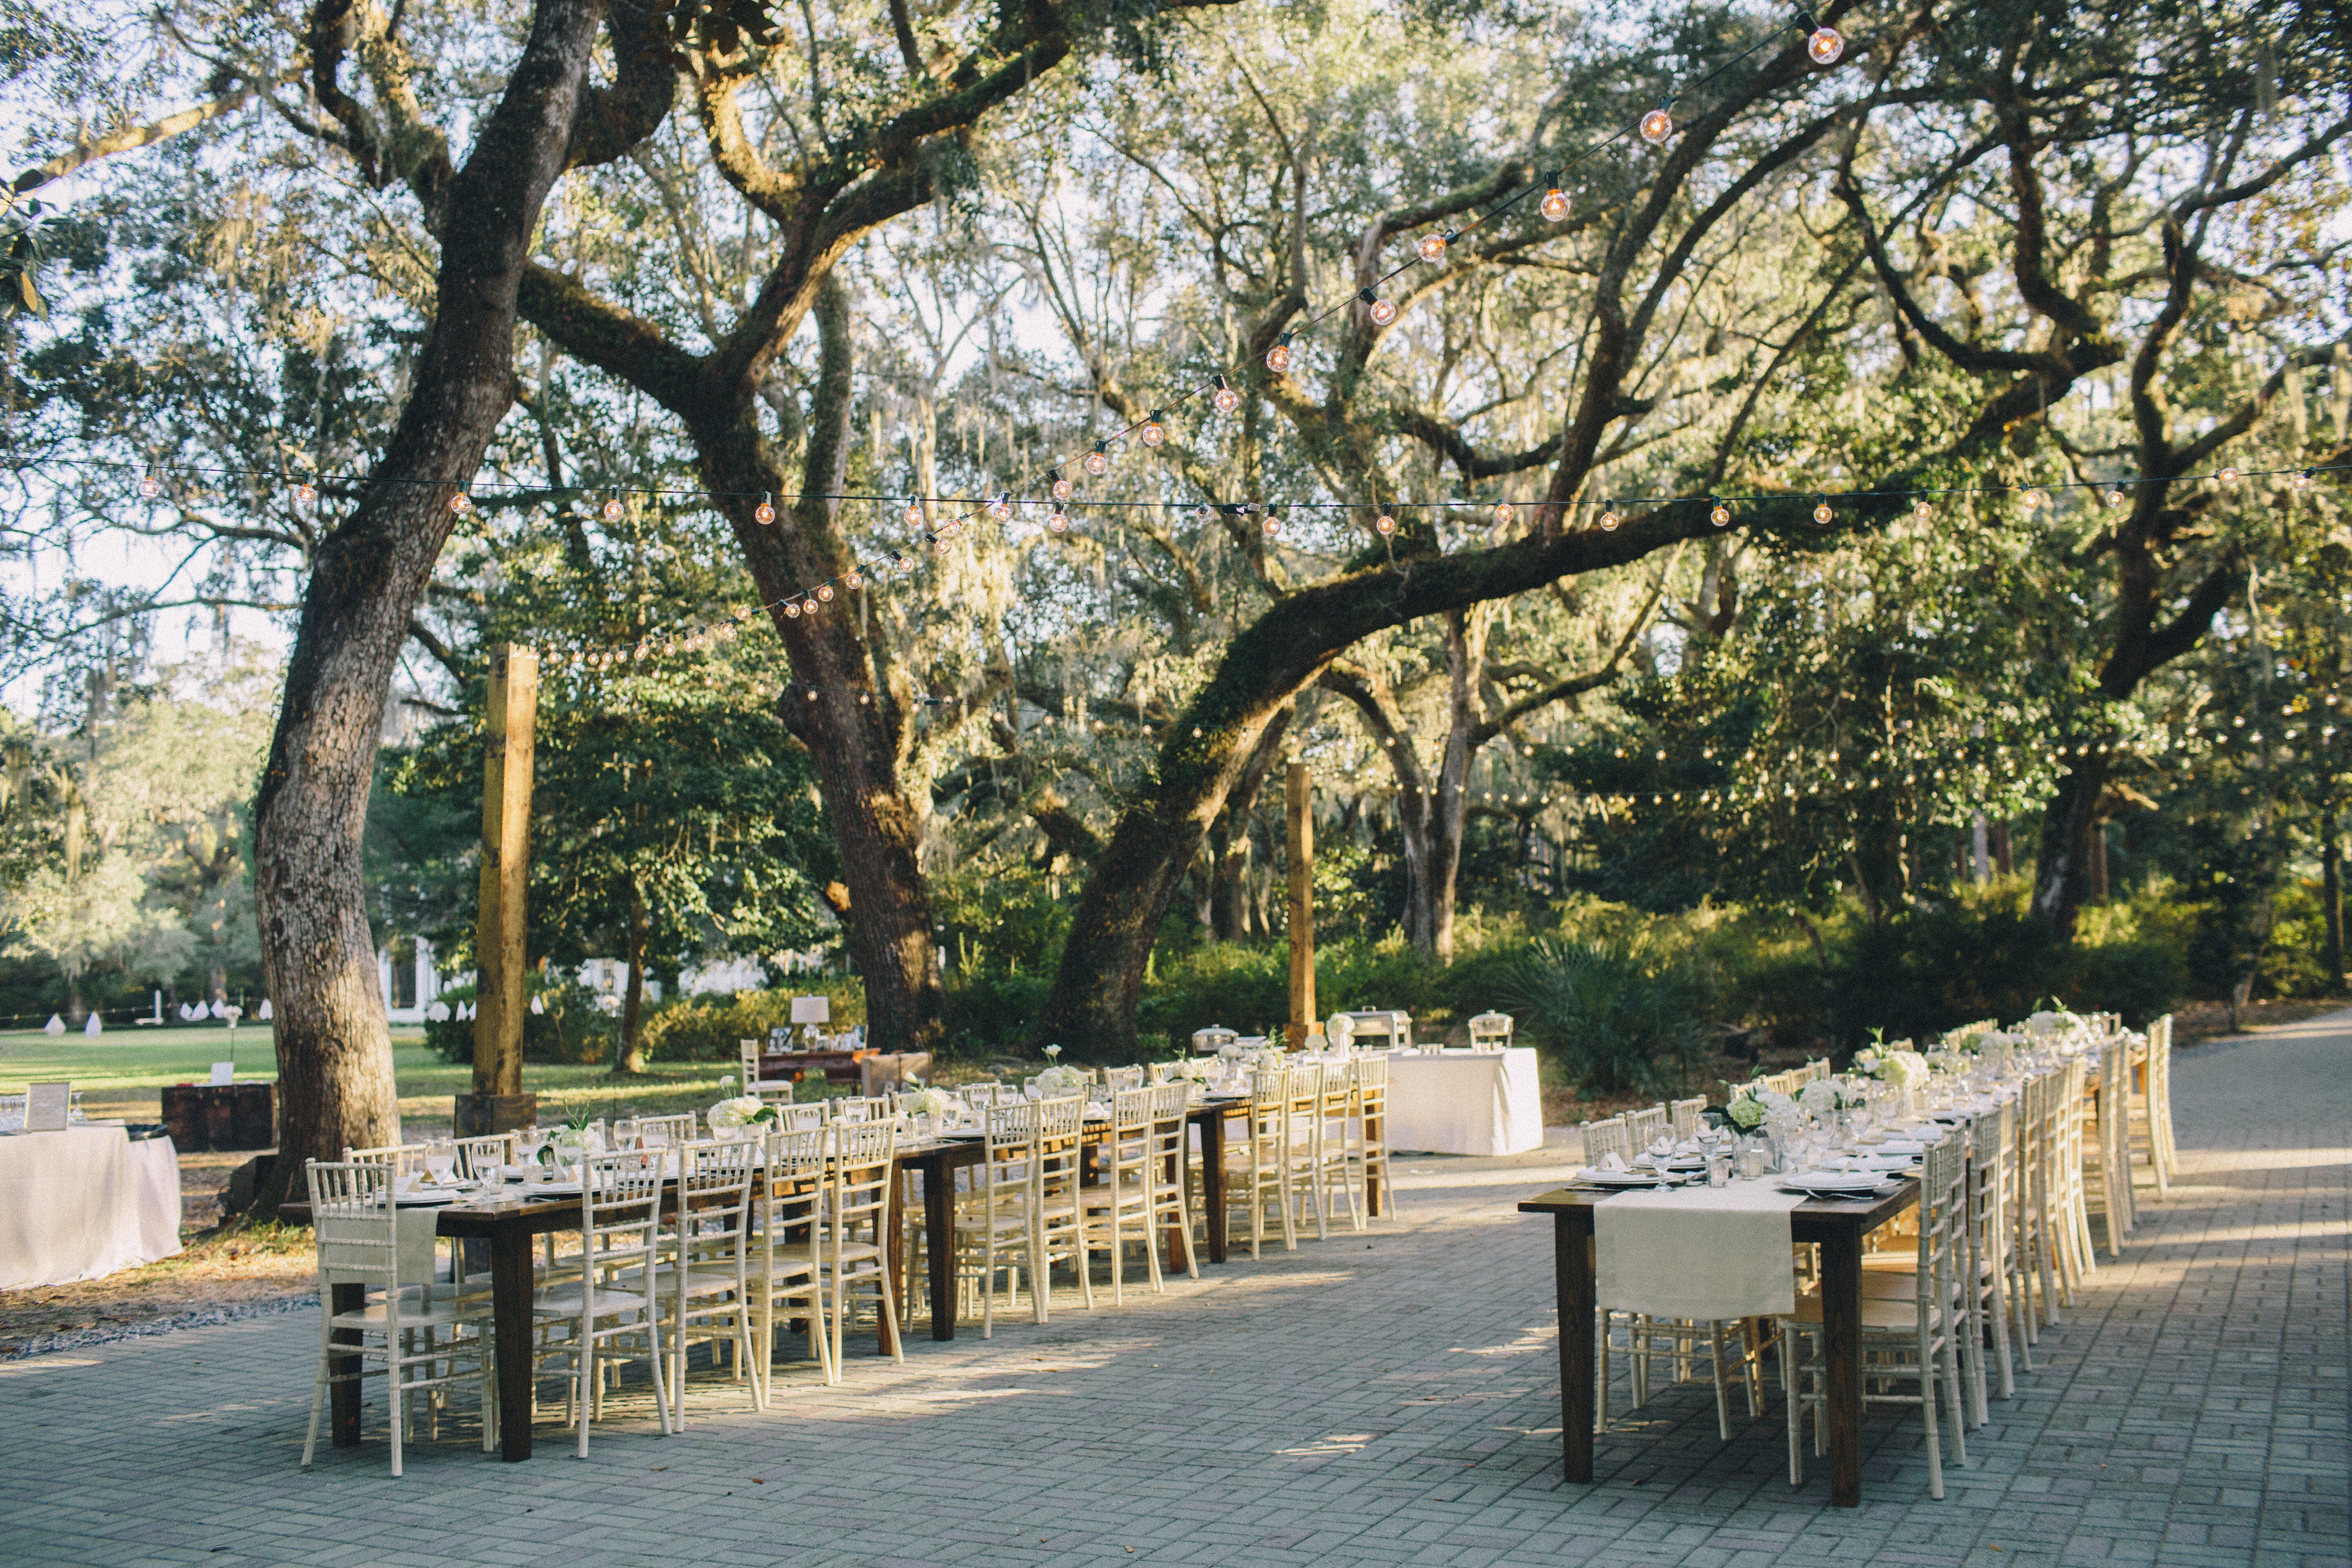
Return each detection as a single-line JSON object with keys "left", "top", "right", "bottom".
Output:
{"left": 1503, "top": 935, "right": 1711, "bottom": 1096}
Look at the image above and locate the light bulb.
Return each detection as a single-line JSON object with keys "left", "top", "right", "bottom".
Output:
{"left": 138, "top": 474, "right": 162, "bottom": 499}
{"left": 1047, "top": 509, "right": 1070, "bottom": 533}
{"left": 1262, "top": 509, "right": 1282, "bottom": 537}
{"left": 1212, "top": 383, "right": 1240, "bottom": 414}
{"left": 1913, "top": 499, "right": 1932, "bottom": 519}
{"left": 1140, "top": 419, "right": 1166, "bottom": 447}
{"left": 292, "top": 481, "right": 317, "bottom": 505}
{"left": 1265, "top": 342, "right": 1292, "bottom": 373}
{"left": 988, "top": 497, "right": 1013, "bottom": 524}
{"left": 602, "top": 497, "right": 625, "bottom": 522}
{"left": 1640, "top": 108, "right": 1673, "bottom": 145}
{"left": 903, "top": 501, "right": 925, "bottom": 528}
{"left": 2295, "top": 470, "right": 2314, "bottom": 490}
{"left": 938, "top": 518, "right": 960, "bottom": 537}
{"left": 1599, "top": 508, "right": 1620, "bottom": 531}
{"left": 1052, "top": 475, "right": 1074, "bottom": 501}
{"left": 847, "top": 571, "right": 866, "bottom": 590}
{"left": 1710, "top": 502, "right": 1730, "bottom": 527}
{"left": 1493, "top": 501, "right": 1515, "bottom": 524}
{"left": 803, "top": 598, "right": 820, "bottom": 615}
{"left": 1369, "top": 297, "right": 1397, "bottom": 326}
{"left": 1375, "top": 513, "right": 1397, "bottom": 535}
{"left": 1540, "top": 187, "right": 1569, "bottom": 222}
{"left": 1813, "top": 500, "right": 1833, "bottom": 524}
{"left": 784, "top": 601, "right": 802, "bottom": 619}
{"left": 755, "top": 500, "right": 776, "bottom": 524}
{"left": 2219, "top": 466, "right": 2238, "bottom": 482}
{"left": 1417, "top": 232, "right": 1447, "bottom": 262}
{"left": 1084, "top": 448, "right": 1109, "bottom": 477}
{"left": 450, "top": 493, "right": 474, "bottom": 515}
{"left": 2105, "top": 488, "right": 2125, "bottom": 506}
{"left": 2021, "top": 488, "right": 2044, "bottom": 511}
{"left": 1807, "top": 24, "right": 1844, "bottom": 65}
{"left": 817, "top": 584, "right": 835, "bottom": 602}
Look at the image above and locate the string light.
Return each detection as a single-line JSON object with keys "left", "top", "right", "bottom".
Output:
{"left": 1813, "top": 499, "right": 1832, "bottom": 524}
{"left": 1801, "top": 13, "right": 1844, "bottom": 64}
{"left": 1417, "top": 232, "right": 1450, "bottom": 262}
{"left": 1599, "top": 508, "right": 1620, "bottom": 530}
{"left": 1083, "top": 444, "right": 1110, "bottom": 478}
{"left": 2220, "top": 466, "right": 2238, "bottom": 483}
{"left": 1362, "top": 289, "right": 1397, "bottom": 327}
{"left": 1494, "top": 501, "right": 1516, "bottom": 524}
{"left": 1262, "top": 507, "right": 1283, "bottom": 537}
{"left": 2105, "top": 488, "right": 2125, "bottom": 506}
{"left": 1540, "top": 186, "right": 1569, "bottom": 222}
{"left": 1212, "top": 375, "right": 1240, "bottom": 414}
{"left": 1265, "top": 336, "right": 1294, "bottom": 374}
{"left": 1051, "top": 473, "right": 1074, "bottom": 501}
{"left": 1375, "top": 513, "right": 1397, "bottom": 535}
{"left": 1140, "top": 414, "right": 1167, "bottom": 448}
{"left": 1913, "top": 499, "right": 1931, "bottom": 519}
{"left": 988, "top": 494, "right": 1014, "bottom": 524}
{"left": 1048, "top": 509, "right": 1070, "bottom": 532}
{"left": 450, "top": 493, "right": 473, "bottom": 515}
{"left": 902, "top": 501, "right": 924, "bottom": 528}
{"left": 1709, "top": 501, "right": 1730, "bottom": 527}
{"left": 602, "top": 496, "right": 625, "bottom": 523}
{"left": 138, "top": 474, "right": 161, "bottom": 499}
{"left": 2021, "top": 488, "right": 2045, "bottom": 512}
{"left": 755, "top": 495, "right": 776, "bottom": 524}
{"left": 1640, "top": 106, "right": 1674, "bottom": 145}
{"left": 293, "top": 481, "right": 316, "bottom": 505}
{"left": 816, "top": 584, "right": 835, "bottom": 602}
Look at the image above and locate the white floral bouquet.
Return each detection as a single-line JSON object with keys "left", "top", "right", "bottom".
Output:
{"left": 900, "top": 1086, "right": 955, "bottom": 1118}
{"left": 1726, "top": 1087, "right": 1768, "bottom": 1129}
{"left": 707, "top": 1095, "right": 777, "bottom": 1132}
{"left": 1799, "top": 1078, "right": 1839, "bottom": 1117}
{"left": 1855, "top": 1048, "right": 1930, "bottom": 1089}
{"left": 1035, "top": 1065, "right": 1092, "bottom": 1096}
{"left": 1176, "top": 1058, "right": 1218, "bottom": 1083}
{"left": 2023, "top": 1009, "right": 2082, "bottom": 1038}
{"left": 1726, "top": 1084, "right": 1798, "bottom": 1131}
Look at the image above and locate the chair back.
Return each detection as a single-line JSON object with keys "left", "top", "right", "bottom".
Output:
{"left": 1623, "top": 1105, "right": 1668, "bottom": 1149}
{"left": 1970, "top": 1099, "right": 2013, "bottom": 1260}
{"left": 306, "top": 1158, "right": 404, "bottom": 1291}
{"left": 1668, "top": 1097, "right": 1708, "bottom": 1140}
{"left": 1147, "top": 1061, "right": 1183, "bottom": 1084}
{"left": 980, "top": 1100, "right": 1040, "bottom": 1204}
{"left": 451, "top": 1134, "right": 513, "bottom": 1179}
{"left": 960, "top": 1082, "right": 1009, "bottom": 1109}
{"left": 759, "top": 1125, "right": 830, "bottom": 1250}
{"left": 1914, "top": 1132, "right": 1969, "bottom": 1308}
{"left": 739, "top": 1037, "right": 763, "bottom": 1087}
{"left": 579, "top": 1150, "right": 666, "bottom": 1279}
{"left": 830, "top": 1095, "right": 888, "bottom": 1124}
{"left": 677, "top": 1138, "right": 758, "bottom": 1272}
{"left": 344, "top": 1142, "right": 430, "bottom": 1174}
{"left": 1105, "top": 1086, "right": 1155, "bottom": 1183}
{"left": 826, "top": 1121, "right": 900, "bottom": 1249}
{"left": 1103, "top": 1065, "right": 1146, "bottom": 1090}
{"left": 750, "top": 1080, "right": 797, "bottom": 1113}
{"left": 1034, "top": 1096, "right": 1088, "bottom": 1205}
{"left": 621, "top": 1112, "right": 696, "bottom": 1149}
{"left": 1578, "top": 1116, "right": 1630, "bottom": 1164}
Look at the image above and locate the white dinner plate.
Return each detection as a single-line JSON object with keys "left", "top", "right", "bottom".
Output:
{"left": 1576, "top": 1169, "right": 1677, "bottom": 1187}
{"left": 394, "top": 1192, "right": 459, "bottom": 1206}
{"left": 521, "top": 1180, "right": 584, "bottom": 1197}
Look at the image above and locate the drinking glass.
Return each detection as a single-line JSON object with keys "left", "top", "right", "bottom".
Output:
{"left": 423, "top": 1142, "right": 458, "bottom": 1186}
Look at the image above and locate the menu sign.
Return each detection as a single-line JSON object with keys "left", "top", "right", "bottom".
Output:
{"left": 24, "top": 1081, "right": 70, "bottom": 1131}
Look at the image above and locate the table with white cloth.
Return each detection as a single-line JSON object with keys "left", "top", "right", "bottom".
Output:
{"left": 0, "top": 1125, "right": 184, "bottom": 1290}
{"left": 1520, "top": 1174, "right": 1918, "bottom": 1508}
{"left": 1383, "top": 1047, "right": 1544, "bottom": 1156}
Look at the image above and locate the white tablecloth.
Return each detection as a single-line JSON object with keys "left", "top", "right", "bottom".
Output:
{"left": 1383, "top": 1048, "right": 1544, "bottom": 1156}
{"left": 1595, "top": 1182, "right": 1806, "bottom": 1320}
{"left": 0, "top": 1126, "right": 184, "bottom": 1290}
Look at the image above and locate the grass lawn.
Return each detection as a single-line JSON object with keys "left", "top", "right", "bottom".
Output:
{"left": 0, "top": 1024, "right": 743, "bottom": 1131}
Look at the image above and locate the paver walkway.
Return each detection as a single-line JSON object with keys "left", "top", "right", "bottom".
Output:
{"left": 1, "top": 1019, "right": 2343, "bottom": 1568}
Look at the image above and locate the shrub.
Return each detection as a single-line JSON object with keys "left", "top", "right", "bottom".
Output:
{"left": 944, "top": 971, "right": 1054, "bottom": 1056}
{"left": 1501, "top": 934, "right": 1711, "bottom": 1095}
{"left": 640, "top": 980, "right": 866, "bottom": 1062}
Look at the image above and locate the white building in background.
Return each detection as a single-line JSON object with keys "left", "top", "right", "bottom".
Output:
{"left": 380, "top": 938, "right": 452, "bottom": 1024}
{"left": 378, "top": 940, "right": 834, "bottom": 1022}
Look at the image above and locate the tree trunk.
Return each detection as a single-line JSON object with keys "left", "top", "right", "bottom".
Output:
{"left": 2322, "top": 808, "right": 2343, "bottom": 990}
{"left": 248, "top": 0, "right": 610, "bottom": 1214}
{"left": 1419, "top": 609, "right": 1486, "bottom": 963}
{"left": 1991, "top": 820, "right": 2015, "bottom": 877}
{"left": 2086, "top": 819, "right": 2109, "bottom": 904}
{"left": 684, "top": 283, "right": 947, "bottom": 1056}
{"left": 2029, "top": 755, "right": 2110, "bottom": 938}
{"left": 1208, "top": 706, "right": 1292, "bottom": 942}
{"left": 614, "top": 885, "right": 648, "bottom": 1075}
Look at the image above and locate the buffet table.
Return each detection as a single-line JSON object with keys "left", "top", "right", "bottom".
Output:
{"left": 1384, "top": 1047, "right": 1544, "bottom": 1155}
{"left": 0, "top": 1125, "right": 183, "bottom": 1289}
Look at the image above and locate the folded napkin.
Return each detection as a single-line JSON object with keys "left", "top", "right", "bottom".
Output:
{"left": 1597, "top": 1151, "right": 1627, "bottom": 1172}
{"left": 1597, "top": 1184, "right": 1807, "bottom": 1320}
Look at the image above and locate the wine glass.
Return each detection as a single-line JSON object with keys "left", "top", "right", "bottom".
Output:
{"left": 423, "top": 1141, "right": 458, "bottom": 1187}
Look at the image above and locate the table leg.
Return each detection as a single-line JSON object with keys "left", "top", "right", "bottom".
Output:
{"left": 925, "top": 1162, "right": 957, "bottom": 1342}
{"left": 1201, "top": 1120, "right": 1229, "bottom": 1265}
{"left": 490, "top": 1232, "right": 535, "bottom": 1461}
{"left": 878, "top": 1177, "right": 904, "bottom": 1359}
{"left": 1556, "top": 1212, "right": 1595, "bottom": 1483}
{"left": 330, "top": 1281, "right": 364, "bottom": 1447}
{"left": 1365, "top": 1109, "right": 1384, "bottom": 1218}
{"left": 1163, "top": 1148, "right": 1194, "bottom": 1275}
{"left": 1820, "top": 1226, "right": 1863, "bottom": 1506}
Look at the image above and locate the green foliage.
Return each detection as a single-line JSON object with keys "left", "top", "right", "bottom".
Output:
{"left": 636, "top": 981, "right": 866, "bottom": 1063}
{"left": 1502, "top": 934, "right": 1712, "bottom": 1096}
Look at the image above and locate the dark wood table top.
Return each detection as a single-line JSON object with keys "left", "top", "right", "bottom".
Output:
{"left": 1518, "top": 1177, "right": 1920, "bottom": 1236}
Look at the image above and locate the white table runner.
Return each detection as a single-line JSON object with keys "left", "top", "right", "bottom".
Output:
{"left": 1383, "top": 1048, "right": 1544, "bottom": 1156}
{"left": 0, "top": 1127, "right": 184, "bottom": 1289}
{"left": 1595, "top": 1182, "right": 1808, "bottom": 1320}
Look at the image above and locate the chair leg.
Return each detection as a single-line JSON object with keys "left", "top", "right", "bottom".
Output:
{"left": 1918, "top": 1338, "right": 1944, "bottom": 1501}
{"left": 1781, "top": 1324, "right": 1803, "bottom": 1486}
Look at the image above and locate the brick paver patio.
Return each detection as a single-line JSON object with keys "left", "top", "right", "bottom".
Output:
{"left": 1, "top": 1017, "right": 2343, "bottom": 1568}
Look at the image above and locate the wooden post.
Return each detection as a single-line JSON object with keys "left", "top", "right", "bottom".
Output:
{"left": 463, "top": 645, "right": 537, "bottom": 1129}
{"left": 1285, "top": 760, "right": 1314, "bottom": 1048}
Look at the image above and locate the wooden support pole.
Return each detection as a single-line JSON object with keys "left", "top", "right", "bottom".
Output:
{"left": 1285, "top": 760, "right": 1314, "bottom": 1048}
{"left": 471, "top": 646, "right": 537, "bottom": 1102}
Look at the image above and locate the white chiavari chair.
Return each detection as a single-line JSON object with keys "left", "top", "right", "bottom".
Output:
{"left": 1223, "top": 1066, "right": 1298, "bottom": 1258}
{"left": 1282, "top": 1062, "right": 1334, "bottom": 1241}
{"left": 533, "top": 1150, "right": 672, "bottom": 1455}
{"left": 2084, "top": 1040, "right": 2135, "bottom": 1258}
{"left": 298, "top": 1159, "right": 496, "bottom": 1475}
{"left": 1031, "top": 1096, "right": 1095, "bottom": 1320}
{"left": 750, "top": 1125, "right": 833, "bottom": 1392}
{"left": 619, "top": 1112, "right": 696, "bottom": 1149}
{"left": 2128, "top": 1013, "right": 2176, "bottom": 1194}
{"left": 2013, "top": 1069, "right": 2064, "bottom": 1336}
{"left": 829, "top": 1095, "right": 888, "bottom": 1124}
{"left": 657, "top": 1138, "right": 760, "bottom": 1428}
{"left": 1081, "top": 1086, "right": 1163, "bottom": 1303}
{"left": 1352, "top": 1055, "right": 1397, "bottom": 1221}
{"left": 1623, "top": 1105, "right": 1669, "bottom": 1151}
{"left": 2054, "top": 1057, "right": 2095, "bottom": 1289}
{"left": 1102, "top": 1065, "right": 1147, "bottom": 1090}
{"left": 957, "top": 1101, "right": 1040, "bottom": 1336}
{"left": 738, "top": 1037, "right": 764, "bottom": 1089}
{"left": 1668, "top": 1097, "right": 1708, "bottom": 1140}
{"left": 1144, "top": 1081, "right": 1200, "bottom": 1279}
{"left": 1784, "top": 1133, "right": 1970, "bottom": 1498}
{"left": 749, "top": 1078, "right": 797, "bottom": 1117}
{"left": 818, "top": 1121, "right": 905, "bottom": 1370}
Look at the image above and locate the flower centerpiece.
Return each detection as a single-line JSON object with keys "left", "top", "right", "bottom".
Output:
{"left": 1034, "top": 1064, "right": 1092, "bottom": 1096}
{"left": 901, "top": 1086, "right": 955, "bottom": 1119}
{"left": 707, "top": 1095, "right": 778, "bottom": 1137}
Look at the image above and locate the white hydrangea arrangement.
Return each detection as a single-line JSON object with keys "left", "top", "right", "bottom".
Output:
{"left": 900, "top": 1086, "right": 954, "bottom": 1118}
{"left": 707, "top": 1095, "right": 776, "bottom": 1132}
{"left": 1176, "top": 1058, "right": 1218, "bottom": 1083}
{"left": 1799, "top": 1078, "right": 1840, "bottom": 1117}
{"left": 1726, "top": 1084, "right": 1798, "bottom": 1132}
{"left": 1035, "top": 1065, "right": 1092, "bottom": 1096}
{"left": 2023, "top": 1009, "right": 2083, "bottom": 1038}
{"left": 1854, "top": 1047, "right": 1930, "bottom": 1088}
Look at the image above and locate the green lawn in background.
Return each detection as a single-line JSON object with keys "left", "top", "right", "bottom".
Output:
{"left": 0, "top": 1026, "right": 742, "bottom": 1129}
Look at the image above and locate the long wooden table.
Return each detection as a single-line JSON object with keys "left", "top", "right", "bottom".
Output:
{"left": 1517, "top": 1178, "right": 1918, "bottom": 1508}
